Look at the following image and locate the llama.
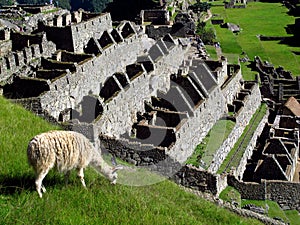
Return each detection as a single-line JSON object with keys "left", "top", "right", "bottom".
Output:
{"left": 27, "top": 130, "right": 122, "bottom": 198}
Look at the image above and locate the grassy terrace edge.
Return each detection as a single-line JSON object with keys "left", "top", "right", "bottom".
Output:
{"left": 186, "top": 119, "right": 235, "bottom": 168}
{"left": 217, "top": 104, "right": 267, "bottom": 174}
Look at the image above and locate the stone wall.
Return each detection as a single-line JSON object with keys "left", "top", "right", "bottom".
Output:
{"left": 0, "top": 40, "right": 12, "bottom": 57}
{"left": 0, "top": 34, "right": 56, "bottom": 83}
{"left": 228, "top": 175, "right": 300, "bottom": 211}
{"left": 173, "top": 165, "right": 228, "bottom": 196}
{"left": 10, "top": 32, "right": 44, "bottom": 51}
{"left": 94, "top": 39, "right": 185, "bottom": 137}
{"left": 205, "top": 58, "right": 228, "bottom": 87}
{"left": 208, "top": 82, "right": 262, "bottom": 173}
{"left": 221, "top": 64, "right": 242, "bottom": 104}
{"left": 39, "top": 34, "right": 148, "bottom": 120}
{"left": 227, "top": 175, "right": 266, "bottom": 200}
{"left": 95, "top": 69, "right": 152, "bottom": 137}
{"left": 267, "top": 181, "right": 300, "bottom": 211}
{"left": 40, "top": 25, "right": 73, "bottom": 51}
{"left": 99, "top": 135, "right": 182, "bottom": 177}
{"left": 40, "top": 13, "right": 112, "bottom": 53}
{"left": 235, "top": 83, "right": 262, "bottom": 127}
{"left": 140, "top": 10, "right": 170, "bottom": 25}
{"left": 235, "top": 110, "right": 269, "bottom": 179}
{"left": 71, "top": 13, "right": 112, "bottom": 53}
{"left": 168, "top": 87, "right": 227, "bottom": 163}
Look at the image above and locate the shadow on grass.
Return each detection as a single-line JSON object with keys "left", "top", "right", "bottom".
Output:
{"left": 0, "top": 173, "right": 64, "bottom": 196}
{"left": 280, "top": 36, "right": 300, "bottom": 47}
{"left": 292, "top": 51, "right": 300, "bottom": 55}
{"left": 246, "top": 60, "right": 257, "bottom": 71}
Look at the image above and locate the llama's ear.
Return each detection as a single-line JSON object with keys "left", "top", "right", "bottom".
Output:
{"left": 112, "top": 165, "right": 124, "bottom": 173}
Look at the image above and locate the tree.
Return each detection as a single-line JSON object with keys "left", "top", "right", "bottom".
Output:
{"left": 0, "top": 0, "right": 14, "bottom": 6}
{"left": 196, "top": 21, "right": 215, "bottom": 45}
{"left": 189, "top": 0, "right": 211, "bottom": 13}
{"left": 70, "top": 0, "right": 111, "bottom": 12}
{"left": 56, "top": 0, "right": 71, "bottom": 10}
{"left": 17, "top": 0, "right": 39, "bottom": 4}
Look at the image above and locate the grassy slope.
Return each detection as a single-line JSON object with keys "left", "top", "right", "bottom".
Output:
{"left": 0, "top": 96, "right": 263, "bottom": 224}
{"left": 211, "top": 2, "right": 300, "bottom": 80}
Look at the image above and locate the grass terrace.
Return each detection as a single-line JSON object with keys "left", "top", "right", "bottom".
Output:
{"left": 217, "top": 104, "right": 267, "bottom": 174}
{"left": 210, "top": 1, "right": 300, "bottom": 80}
{"left": 186, "top": 119, "right": 235, "bottom": 169}
{"left": 0, "top": 96, "right": 264, "bottom": 224}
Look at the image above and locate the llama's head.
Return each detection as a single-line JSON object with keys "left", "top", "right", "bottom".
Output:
{"left": 108, "top": 165, "right": 123, "bottom": 184}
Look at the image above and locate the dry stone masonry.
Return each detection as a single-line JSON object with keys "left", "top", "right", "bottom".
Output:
{"left": 1, "top": 4, "right": 299, "bottom": 214}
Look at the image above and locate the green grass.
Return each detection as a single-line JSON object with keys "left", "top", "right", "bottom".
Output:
{"left": 219, "top": 186, "right": 241, "bottom": 206}
{"left": 0, "top": 97, "right": 61, "bottom": 177}
{"left": 210, "top": 1, "right": 300, "bottom": 78}
{"left": 206, "top": 44, "right": 218, "bottom": 60}
{"left": 217, "top": 104, "right": 267, "bottom": 174}
{"left": 241, "top": 200, "right": 289, "bottom": 224}
{"left": 223, "top": 190, "right": 300, "bottom": 225}
{"left": 186, "top": 119, "right": 235, "bottom": 168}
{"left": 0, "top": 96, "right": 264, "bottom": 224}
{"left": 284, "top": 210, "right": 300, "bottom": 225}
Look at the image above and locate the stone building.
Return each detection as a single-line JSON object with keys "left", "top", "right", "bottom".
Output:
{"left": 249, "top": 97, "right": 300, "bottom": 182}
{"left": 253, "top": 138, "right": 299, "bottom": 182}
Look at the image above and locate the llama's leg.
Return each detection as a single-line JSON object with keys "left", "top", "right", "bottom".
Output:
{"left": 64, "top": 171, "right": 71, "bottom": 185}
{"left": 77, "top": 168, "right": 86, "bottom": 188}
{"left": 35, "top": 169, "right": 49, "bottom": 198}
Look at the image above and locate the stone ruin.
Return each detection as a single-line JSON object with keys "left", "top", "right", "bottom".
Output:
{"left": 0, "top": 4, "right": 255, "bottom": 170}
{"left": 1, "top": 4, "right": 300, "bottom": 214}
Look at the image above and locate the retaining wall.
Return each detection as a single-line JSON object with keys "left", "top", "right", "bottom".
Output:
{"left": 208, "top": 82, "right": 262, "bottom": 173}
{"left": 228, "top": 175, "right": 300, "bottom": 211}
{"left": 235, "top": 110, "right": 269, "bottom": 179}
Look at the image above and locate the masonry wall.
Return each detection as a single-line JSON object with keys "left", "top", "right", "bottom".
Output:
{"left": 95, "top": 70, "right": 152, "bottom": 137}
{"left": 221, "top": 66, "right": 242, "bottom": 104}
{"left": 213, "top": 59, "right": 228, "bottom": 86}
{"left": 168, "top": 87, "right": 227, "bottom": 163}
{"left": 38, "top": 34, "right": 151, "bottom": 120}
{"left": 95, "top": 41, "right": 185, "bottom": 137}
{"left": 42, "top": 25, "right": 73, "bottom": 51}
{"left": 228, "top": 175, "right": 300, "bottom": 211}
{"left": 141, "top": 10, "right": 169, "bottom": 25}
{"left": 99, "top": 135, "right": 182, "bottom": 177}
{"left": 0, "top": 40, "right": 12, "bottom": 57}
{"left": 235, "top": 110, "right": 269, "bottom": 179}
{"left": 267, "top": 181, "right": 300, "bottom": 211}
{"left": 0, "top": 35, "right": 56, "bottom": 83}
{"left": 227, "top": 175, "right": 266, "bottom": 200}
{"left": 71, "top": 13, "right": 113, "bottom": 53}
{"left": 172, "top": 165, "right": 228, "bottom": 196}
{"left": 208, "top": 83, "right": 262, "bottom": 173}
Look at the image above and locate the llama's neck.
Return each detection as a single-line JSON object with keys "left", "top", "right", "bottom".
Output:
{"left": 91, "top": 150, "right": 114, "bottom": 177}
